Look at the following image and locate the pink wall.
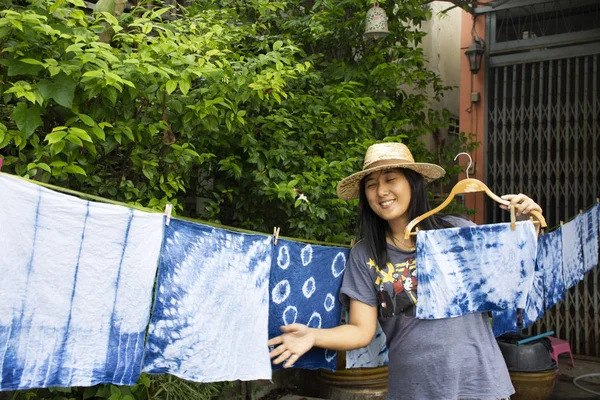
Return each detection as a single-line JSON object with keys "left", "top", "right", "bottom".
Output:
{"left": 459, "top": 5, "right": 488, "bottom": 224}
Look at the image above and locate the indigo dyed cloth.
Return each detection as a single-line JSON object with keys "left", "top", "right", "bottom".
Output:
{"left": 143, "top": 219, "right": 272, "bottom": 382}
{"left": 582, "top": 205, "right": 599, "bottom": 274}
{"left": 561, "top": 216, "right": 584, "bottom": 289}
{"left": 538, "top": 228, "right": 566, "bottom": 310}
{"left": 416, "top": 221, "right": 537, "bottom": 319}
{"left": 0, "top": 173, "right": 163, "bottom": 391}
{"left": 492, "top": 309, "right": 518, "bottom": 337}
{"left": 521, "top": 261, "right": 545, "bottom": 328}
{"left": 345, "top": 320, "right": 388, "bottom": 368}
{"left": 268, "top": 239, "right": 348, "bottom": 371}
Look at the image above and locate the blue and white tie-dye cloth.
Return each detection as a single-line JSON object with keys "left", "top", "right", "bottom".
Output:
{"left": 416, "top": 221, "right": 537, "bottom": 320}
{"left": 582, "top": 205, "right": 599, "bottom": 274}
{"left": 268, "top": 239, "right": 348, "bottom": 371}
{"left": 561, "top": 215, "right": 584, "bottom": 289}
{"left": 345, "top": 319, "right": 388, "bottom": 369}
{"left": 143, "top": 219, "right": 272, "bottom": 382}
{"left": 0, "top": 174, "right": 163, "bottom": 390}
{"left": 538, "top": 228, "right": 566, "bottom": 310}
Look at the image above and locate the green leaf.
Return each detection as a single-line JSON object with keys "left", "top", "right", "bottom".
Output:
{"left": 165, "top": 80, "right": 177, "bottom": 95}
{"left": 37, "top": 163, "right": 51, "bottom": 173}
{"left": 7, "top": 60, "right": 44, "bottom": 77}
{"left": 50, "top": 160, "right": 68, "bottom": 167}
{"left": 12, "top": 103, "right": 42, "bottom": 138}
{"left": 78, "top": 114, "right": 95, "bottom": 127}
{"left": 64, "top": 165, "right": 86, "bottom": 175}
{"left": 273, "top": 40, "right": 283, "bottom": 51}
{"left": 92, "top": 125, "right": 106, "bottom": 140}
{"left": 69, "top": 127, "right": 93, "bottom": 142}
{"left": 37, "top": 74, "right": 77, "bottom": 108}
{"left": 45, "top": 131, "right": 68, "bottom": 144}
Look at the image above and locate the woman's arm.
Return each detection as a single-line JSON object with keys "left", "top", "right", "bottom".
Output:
{"left": 268, "top": 298, "right": 378, "bottom": 368}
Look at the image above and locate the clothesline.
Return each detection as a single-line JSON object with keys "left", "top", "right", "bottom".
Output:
{"left": 1, "top": 172, "right": 597, "bottom": 246}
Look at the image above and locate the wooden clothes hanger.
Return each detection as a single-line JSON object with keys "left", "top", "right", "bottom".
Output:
{"left": 404, "top": 152, "right": 547, "bottom": 239}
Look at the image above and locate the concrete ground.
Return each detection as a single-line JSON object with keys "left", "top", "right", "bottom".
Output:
{"left": 549, "top": 356, "right": 600, "bottom": 399}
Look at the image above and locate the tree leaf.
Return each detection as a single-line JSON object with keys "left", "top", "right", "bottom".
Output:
{"left": 12, "top": 103, "right": 42, "bottom": 139}
{"left": 64, "top": 164, "right": 86, "bottom": 175}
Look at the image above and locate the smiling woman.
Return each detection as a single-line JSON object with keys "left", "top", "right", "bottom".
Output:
{"left": 268, "top": 142, "right": 544, "bottom": 400}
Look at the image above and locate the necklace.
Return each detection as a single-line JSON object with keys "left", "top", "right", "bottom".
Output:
{"left": 388, "top": 236, "right": 416, "bottom": 252}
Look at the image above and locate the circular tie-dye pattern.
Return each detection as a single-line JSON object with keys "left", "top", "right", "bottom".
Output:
{"left": 272, "top": 280, "right": 291, "bottom": 304}
{"left": 301, "top": 244, "right": 313, "bottom": 266}
{"left": 331, "top": 252, "right": 346, "bottom": 278}
{"left": 324, "top": 293, "right": 336, "bottom": 312}
{"left": 282, "top": 305, "right": 298, "bottom": 325}
{"left": 307, "top": 311, "right": 322, "bottom": 328}
{"left": 277, "top": 245, "right": 290, "bottom": 270}
{"left": 302, "top": 277, "right": 316, "bottom": 298}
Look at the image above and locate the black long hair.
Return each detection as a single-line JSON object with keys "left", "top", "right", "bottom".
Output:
{"left": 356, "top": 168, "right": 454, "bottom": 269}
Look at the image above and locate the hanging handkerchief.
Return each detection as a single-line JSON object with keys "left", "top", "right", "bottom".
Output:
{"left": 142, "top": 219, "right": 272, "bottom": 382}
{"left": 561, "top": 215, "right": 584, "bottom": 289}
{"left": 492, "top": 309, "right": 518, "bottom": 337}
{"left": 416, "top": 221, "right": 537, "bottom": 319}
{"left": 268, "top": 239, "right": 348, "bottom": 371}
{"left": 521, "top": 261, "right": 544, "bottom": 328}
{"left": 345, "top": 319, "right": 388, "bottom": 369}
{"left": 538, "top": 228, "right": 565, "bottom": 310}
{"left": 582, "top": 205, "right": 599, "bottom": 274}
{"left": 0, "top": 174, "right": 163, "bottom": 391}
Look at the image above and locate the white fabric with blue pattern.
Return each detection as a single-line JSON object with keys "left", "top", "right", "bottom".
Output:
{"left": 0, "top": 174, "right": 163, "bottom": 390}
{"left": 415, "top": 221, "right": 537, "bottom": 320}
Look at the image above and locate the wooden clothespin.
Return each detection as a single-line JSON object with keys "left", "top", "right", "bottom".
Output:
{"left": 164, "top": 203, "right": 173, "bottom": 226}
{"left": 350, "top": 239, "right": 356, "bottom": 247}
{"left": 273, "top": 226, "right": 280, "bottom": 246}
{"left": 509, "top": 205, "right": 516, "bottom": 231}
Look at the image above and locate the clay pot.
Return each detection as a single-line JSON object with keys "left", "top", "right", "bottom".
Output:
{"left": 509, "top": 369, "right": 557, "bottom": 400}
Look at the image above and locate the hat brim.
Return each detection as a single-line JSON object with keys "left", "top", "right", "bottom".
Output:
{"left": 336, "top": 163, "right": 446, "bottom": 200}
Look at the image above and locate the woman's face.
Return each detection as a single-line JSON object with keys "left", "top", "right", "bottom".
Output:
{"left": 364, "top": 168, "right": 412, "bottom": 227}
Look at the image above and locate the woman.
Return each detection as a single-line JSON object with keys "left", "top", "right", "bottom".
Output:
{"left": 268, "top": 142, "right": 542, "bottom": 400}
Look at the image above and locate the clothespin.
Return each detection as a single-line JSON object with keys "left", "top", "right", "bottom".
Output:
{"left": 560, "top": 221, "right": 564, "bottom": 227}
{"left": 350, "top": 239, "right": 356, "bottom": 247}
{"left": 509, "top": 205, "right": 516, "bottom": 230}
{"left": 273, "top": 226, "right": 280, "bottom": 246}
{"left": 164, "top": 203, "right": 173, "bottom": 226}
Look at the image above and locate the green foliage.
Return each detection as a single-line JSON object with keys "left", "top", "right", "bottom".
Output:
{"left": 7, "top": 373, "right": 229, "bottom": 400}
{"left": 0, "top": 0, "right": 471, "bottom": 246}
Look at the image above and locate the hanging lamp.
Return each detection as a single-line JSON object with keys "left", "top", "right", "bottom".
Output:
{"left": 364, "top": 2, "right": 389, "bottom": 40}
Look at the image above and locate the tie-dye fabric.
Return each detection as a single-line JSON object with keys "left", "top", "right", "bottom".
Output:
{"left": 416, "top": 221, "right": 537, "bottom": 320}
{"left": 537, "top": 228, "right": 566, "bottom": 310}
{"left": 521, "top": 261, "right": 545, "bottom": 328}
{"left": 345, "top": 320, "right": 388, "bottom": 368}
{"left": 268, "top": 239, "right": 348, "bottom": 371}
{"left": 561, "top": 216, "right": 584, "bottom": 289}
{"left": 492, "top": 309, "right": 518, "bottom": 337}
{"left": 143, "top": 219, "right": 272, "bottom": 382}
{"left": 0, "top": 174, "right": 163, "bottom": 390}
{"left": 582, "top": 205, "right": 599, "bottom": 274}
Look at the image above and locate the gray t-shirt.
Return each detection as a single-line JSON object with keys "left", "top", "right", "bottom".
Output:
{"left": 340, "top": 216, "right": 514, "bottom": 400}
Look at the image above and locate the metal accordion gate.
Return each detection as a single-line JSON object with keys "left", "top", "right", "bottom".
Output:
{"left": 480, "top": 0, "right": 600, "bottom": 356}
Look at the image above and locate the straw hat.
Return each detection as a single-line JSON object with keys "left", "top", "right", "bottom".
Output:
{"left": 336, "top": 142, "right": 446, "bottom": 200}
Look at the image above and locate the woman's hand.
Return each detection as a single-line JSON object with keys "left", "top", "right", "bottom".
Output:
{"left": 268, "top": 324, "right": 315, "bottom": 368}
{"left": 500, "top": 193, "right": 542, "bottom": 219}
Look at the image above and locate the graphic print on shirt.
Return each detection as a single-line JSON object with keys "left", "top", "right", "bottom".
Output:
{"left": 369, "top": 257, "right": 418, "bottom": 317}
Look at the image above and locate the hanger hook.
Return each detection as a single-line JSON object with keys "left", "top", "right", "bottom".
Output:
{"left": 454, "top": 152, "right": 473, "bottom": 179}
